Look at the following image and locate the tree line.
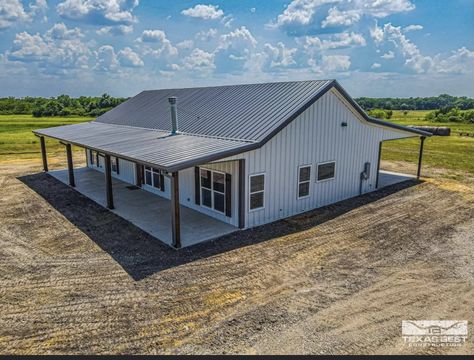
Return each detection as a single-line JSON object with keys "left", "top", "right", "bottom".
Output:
{"left": 355, "top": 94, "right": 474, "bottom": 111}
{"left": 0, "top": 94, "right": 127, "bottom": 117}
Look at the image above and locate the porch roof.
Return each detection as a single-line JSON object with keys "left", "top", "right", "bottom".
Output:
{"left": 34, "top": 122, "right": 253, "bottom": 172}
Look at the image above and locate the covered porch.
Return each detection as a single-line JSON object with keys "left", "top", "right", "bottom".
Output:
{"left": 49, "top": 167, "right": 238, "bottom": 248}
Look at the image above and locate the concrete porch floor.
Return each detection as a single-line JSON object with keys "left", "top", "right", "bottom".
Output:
{"left": 378, "top": 170, "right": 416, "bottom": 188}
{"left": 49, "top": 167, "right": 238, "bottom": 248}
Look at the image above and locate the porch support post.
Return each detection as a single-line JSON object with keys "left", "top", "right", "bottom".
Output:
{"left": 375, "top": 141, "right": 382, "bottom": 189}
{"left": 65, "top": 143, "right": 75, "bottom": 187}
{"left": 39, "top": 136, "right": 48, "bottom": 172}
{"left": 170, "top": 171, "right": 181, "bottom": 249}
{"left": 417, "top": 136, "right": 426, "bottom": 179}
{"left": 104, "top": 154, "right": 114, "bottom": 209}
{"left": 238, "top": 159, "right": 245, "bottom": 229}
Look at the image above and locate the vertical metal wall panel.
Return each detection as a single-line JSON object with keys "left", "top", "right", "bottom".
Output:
{"left": 219, "top": 89, "right": 417, "bottom": 228}
{"left": 87, "top": 149, "right": 135, "bottom": 185}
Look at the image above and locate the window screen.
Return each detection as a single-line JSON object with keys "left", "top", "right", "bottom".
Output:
{"left": 317, "top": 162, "right": 335, "bottom": 181}
{"left": 249, "top": 174, "right": 265, "bottom": 210}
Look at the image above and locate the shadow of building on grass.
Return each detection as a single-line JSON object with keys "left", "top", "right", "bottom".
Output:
{"left": 19, "top": 172, "right": 420, "bottom": 281}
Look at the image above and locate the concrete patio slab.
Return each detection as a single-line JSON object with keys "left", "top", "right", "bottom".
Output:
{"left": 378, "top": 170, "right": 416, "bottom": 188}
{"left": 49, "top": 167, "right": 238, "bottom": 248}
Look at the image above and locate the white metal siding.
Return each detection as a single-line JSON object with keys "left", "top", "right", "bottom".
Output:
{"left": 222, "top": 89, "right": 417, "bottom": 228}
{"left": 86, "top": 149, "right": 136, "bottom": 185}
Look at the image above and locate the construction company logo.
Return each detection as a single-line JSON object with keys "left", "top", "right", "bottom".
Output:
{"left": 402, "top": 320, "right": 468, "bottom": 347}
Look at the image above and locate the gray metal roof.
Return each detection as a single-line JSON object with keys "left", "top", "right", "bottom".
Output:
{"left": 95, "top": 80, "right": 333, "bottom": 142}
{"left": 34, "top": 80, "right": 430, "bottom": 171}
{"left": 34, "top": 122, "right": 253, "bottom": 172}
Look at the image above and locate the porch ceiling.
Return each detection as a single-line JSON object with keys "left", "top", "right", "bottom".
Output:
{"left": 34, "top": 122, "right": 253, "bottom": 172}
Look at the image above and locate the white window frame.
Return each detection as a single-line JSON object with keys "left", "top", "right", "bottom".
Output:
{"left": 143, "top": 166, "right": 162, "bottom": 189}
{"left": 111, "top": 156, "right": 118, "bottom": 174}
{"left": 249, "top": 173, "right": 265, "bottom": 212}
{"left": 200, "top": 168, "right": 226, "bottom": 214}
{"left": 316, "top": 161, "right": 336, "bottom": 183}
{"left": 297, "top": 164, "right": 312, "bottom": 199}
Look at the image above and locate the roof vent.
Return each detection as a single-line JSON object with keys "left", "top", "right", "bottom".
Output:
{"left": 168, "top": 96, "right": 178, "bottom": 135}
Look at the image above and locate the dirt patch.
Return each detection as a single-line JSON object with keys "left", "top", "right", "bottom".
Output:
{"left": 0, "top": 159, "right": 473, "bottom": 355}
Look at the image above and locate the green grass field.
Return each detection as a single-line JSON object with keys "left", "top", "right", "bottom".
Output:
{"left": 381, "top": 110, "right": 474, "bottom": 175}
{"left": 0, "top": 115, "right": 91, "bottom": 161}
{"left": 0, "top": 112, "right": 473, "bottom": 176}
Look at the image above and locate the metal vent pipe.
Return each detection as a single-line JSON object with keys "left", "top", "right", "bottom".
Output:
{"left": 168, "top": 96, "right": 178, "bottom": 135}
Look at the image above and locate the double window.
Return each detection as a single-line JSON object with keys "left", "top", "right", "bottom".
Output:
{"left": 249, "top": 174, "right": 265, "bottom": 210}
{"left": 144, "top": 166, "right": 163, "bottom": 190}
{"left": 298, "top": 165, "right": 311, "bottom": 198}
{"left": 316, "top": 161, "right": 336, "bottom": 182}
{"left": 200, "top": 169, "right": 225, "bottom": 213}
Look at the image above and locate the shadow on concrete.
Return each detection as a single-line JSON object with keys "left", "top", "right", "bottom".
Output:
{"left": 19, "top": 172, "right": 421, "bottom": 281}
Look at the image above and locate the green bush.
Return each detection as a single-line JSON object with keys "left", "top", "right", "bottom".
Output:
{"left": 425, "top": 108, "right": 474, "bottom": 123}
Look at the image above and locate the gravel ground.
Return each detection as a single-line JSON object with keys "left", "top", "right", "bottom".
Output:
{"left": 0, "top": 159, "right": 473, "bottom": 355}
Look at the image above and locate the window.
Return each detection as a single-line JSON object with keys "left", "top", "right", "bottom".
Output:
{"left": 144, "top": 166, "right": 163, "bottom": 190}
{"left": 111, "top": 156, "right": 119, "bottom": 174}
{"left": 249, "top": 174, "right": 265, "bottom": 210}
{"left": 89, "top": 150, "right": 96, "bottom": 166}
{"left": 200, "top": 168, "right": 226, "bottom": 214}
{"left": 317, "top": 161, "right": 336, "bottom": 182}
{"left": 298, "top": 165, "right": 311, "bottom": 198}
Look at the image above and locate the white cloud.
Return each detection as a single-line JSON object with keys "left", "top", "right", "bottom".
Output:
{"left": 97, "top": 25, "right": 133, "bottom": 36}
{"left": 95, "top": 45, "right": 118, "bottom": 71}
{"left": 303, "top": 32, "right": 366, "bottom": 51}
{"left": 136, "top": 29, "right": 178, "bottom": 57}
{"left": 371, "top": 62, "right": 381, "bottom": 69}
{"left": 45, "top": 22, "right": 83, "bottom": 40}
{"left": 56, "top": 0, "right": 139, "bottom": 25}
{"left": 117, "top": 47, "right": 143, "bottom": 67}
{"left": 217, "top": 26, "right": 257, "bottom": 51}
{"left": 250, "top": 7, "right": 256, "bottom": 13}
{"left": 403, "top": 24, "right": 423, "bottom": 32}
{"left": 272, "top": 0, "right": 415, "bottom": 31}
{"left": 322, "top": 7, "right": 360, "bottom": 28}
{"left": 0, "top": 0, "right": 47, "bottom": 30}
{"left": 370, "top": 21, "right": 384, "bottom": 44}
{"left": 176, "top": 40, "right": 194, "bottom": 50}
{"left": 381, "top": 50, "right": 395, "bottom": 59}
{"left": 264, "top": 42, "right": 297, "bottom": 67}
{"left": 182, "top": 48, "right": 215, "bottom": 73}
{"left": 195, "top": 28, "right": 218, "bottom": 41}
{"left": 8, "top": 29, "right": 91, "bottom": 72}
{"left": 309, "top": 54, "right": 351, "bottom": 73}
{"left": 181, "top": 4, "right": 224, "bottom": 20}
{"left": 434, "top": 47, "right": 474, "bottom": 74}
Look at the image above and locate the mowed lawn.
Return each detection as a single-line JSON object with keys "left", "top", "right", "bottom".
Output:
{"left": 0, "top": 115, "right": 91, "bottom": 161}
{"left": 380, "top": 110, "right": 474, "bottom": 175}
{"left": 1, "top": 112, "right": 473, "bottom": 175}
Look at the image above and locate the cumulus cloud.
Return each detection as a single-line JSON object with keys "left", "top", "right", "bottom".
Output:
{"left": 271, "top": 0, "right": 415, "bottom": 32}
{"left": 45, "top": 22, "right": 83, "bottom": 40}
{"left": 0, "top": 0, "right": 47, "bottom": 30}
{"left": 303, "top": 32, "right": 366, "bottom": 51}
{"left": 136, "top": 29, "right": 178, "bottom": 57}
{"left": 181, "top": 4, "right": 223, "bottom": 20}
{"left": 94, "top": 45, "right": 118, "bottom": 71}
{"left": 182, "top": 48, "right": 215, "bottom": 73}
{"left": 381, "top": 50, "right": 395, "bottom": 59}
{"left": 263, "top": 42, "right": 297, "bottom": 68}
{"left": 117, "top": 47, "right": 143, "bottom": 67}
{"left": 217, "top": 26, "right": 257, "bottom": 51}
{"left": 195, "top": 28, "right": 218, "bottom": 41}
{"left": 97, "top": 25, "right": 133, "bottom": 36}
{"left": 322, "top": 7, "right": 361, "bottom": 28}
{"left": 309, "top": 54, "right": 351, "bottom": 74}
{"left": 8, "top": 27, "right": 90, "bottom": 73}
{"left": 403, "top": 24, "right": 423, "bottom": 32}
{"left": 371, "top": 62, "right": 381, "bottom": 69}
{"left": 56, "top": 0, "right": 139, "bottom": 25}
{"left": 434, "top": 47, "right": 474, "bottom": 74}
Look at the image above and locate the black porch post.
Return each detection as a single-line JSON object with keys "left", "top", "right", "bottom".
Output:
{"left": 375, "top": 141, "right": 382, "bottom": 189}
{"left": 65, "top": 143, "right": 75, "bottom": 187}
{"left": 238, "top": 159, "right": 245, "bottom": 229}
{"left": 39, "top": 136, "right": 48, "bottom": 172}
{"left": 170, "top": 171, "right": 181, "bottom": 248}
{"left": 417, "top": 136, "right": 426, "bottom": 179}
{"left": 104, "top": 154, "right": 114, "bottom": 209}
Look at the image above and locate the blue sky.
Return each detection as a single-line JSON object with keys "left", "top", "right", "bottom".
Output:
{"left": 0, "top": 0, "right": 473, "bottom": 98}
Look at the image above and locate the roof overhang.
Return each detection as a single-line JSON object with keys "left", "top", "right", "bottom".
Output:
{"left": 34, "top": 122, "right": 255, "bottom": 172}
